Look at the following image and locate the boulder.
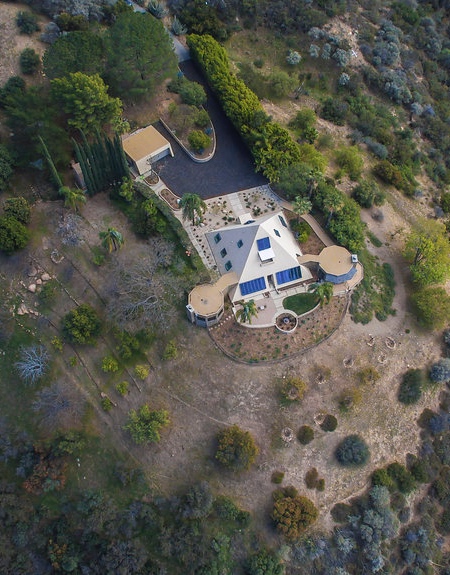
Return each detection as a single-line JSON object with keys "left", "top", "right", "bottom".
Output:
{"left": 27, "top": 284, "right": 37, "bottom": 293}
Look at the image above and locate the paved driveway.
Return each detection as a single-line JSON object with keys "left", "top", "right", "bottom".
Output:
{"left": 153, "top": 60, "right": 267, "bottom": 199}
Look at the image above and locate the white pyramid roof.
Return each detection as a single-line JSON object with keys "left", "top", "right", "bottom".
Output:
{"left": 206, "top": 212, "right": 311, "bottom": 302}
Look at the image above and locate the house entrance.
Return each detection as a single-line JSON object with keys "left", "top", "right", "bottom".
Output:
{"left": 267, "top": 274, "right": 275, "bottom": 289}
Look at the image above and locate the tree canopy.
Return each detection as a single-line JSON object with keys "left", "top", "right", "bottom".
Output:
{"left": 51, "top": 72, "right": 123, "bottom": 133}
{"left": 106, "top": 12, "right": 177, "bottom": 101}
{"left": 43, "top": 31, "right": 105, "bottom": 79}
{"left": 404, "top": 220, "right": 450, "bottom": 286}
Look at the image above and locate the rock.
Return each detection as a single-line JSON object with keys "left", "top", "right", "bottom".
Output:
{"left": 36, "top": 279, "right": 43, "bottom": 285}
{"left": 17, "top": 304, "right": 28, "bottom": 315}
{"left": 28, "top": 284, "right": 37, "bottom": 293}
{"left": 41, "top": 273, "right": 51, "bottom": 282}
{"left": 27, "top": 266, "right": 38, "bottom": 277}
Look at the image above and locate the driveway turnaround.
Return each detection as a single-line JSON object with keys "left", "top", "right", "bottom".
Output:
{"left": 153, "top": 60, "right": 267, "bottom": 199}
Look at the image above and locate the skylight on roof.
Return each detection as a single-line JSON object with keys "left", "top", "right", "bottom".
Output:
{"left": 257, "top": 237, "right": 271, "bottom": 251}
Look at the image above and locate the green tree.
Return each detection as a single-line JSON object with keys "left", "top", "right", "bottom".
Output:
{"left": 404, "top": 220, "right": 450, "bottom": 286}
{"left": 179, "top": 193, "right": 206, "bottom": 225}
{"left": 0, "top": 144, "right": 14, "bottom": 192}
{"left": 411, "top": 286, "right": 450, "bottom": 330}
{"left": 335, "top": 146, "right": 364, "bottom": 180}
{"left": 62, "top": 304, "right": 101, "bottom": 344}
{"left": 19, "top": 48, "right": 40, "bottom": 75}
{"left": 106, "top": 12, "right": 177, "bottom": 101}
{"left": 59, "top": 186, "right": 86, "bottom": 213}
{"left": 398, "top": 369, "right": 424, "bottom": 405}
{"left": 0, "top": 215, "right": 30, "bottom": 253}
{"left": 236, "top": 300, "right": 258, "bottom": 325}
{"left": 308, "top": 282, "right": 334, "bottom": 306}
{"left": 124, "top": 405, "right": 169, "bottom": 444}
{"left": 188, "top": 130, "right": 210, "bottom": 153}
{"left": 99, "top": 227, "right": 124, "bottom": 252}
{"left": 51, "top": 72, "right": 123, "bottom": 134}
{"left": 275, "top": 163, "right": 322, "bottom": 200}
{"left": 320, "top": 185, "right": 345, "bottom": 227}
{"left": 215, "top": 424, "right": 259, "bottom": 471}
{"left": 43, "top": 31, "right": 104, "bottom": 80}
{"left": 271, "top": 486, "right": 318, "bottom": 540}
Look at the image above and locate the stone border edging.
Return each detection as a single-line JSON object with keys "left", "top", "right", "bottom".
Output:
{"left": 159, "top": 117, "right": 216, "bottom": 163}
{"left": 208, "top": 295, "right": 350, "bottom": 366}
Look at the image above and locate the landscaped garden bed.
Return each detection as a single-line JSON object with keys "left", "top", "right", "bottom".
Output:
{"left": 159, "top": 188, "right": 181, "bottom": 210}
{"left": 209, "top": 296, "right": 347, "bottom": 363}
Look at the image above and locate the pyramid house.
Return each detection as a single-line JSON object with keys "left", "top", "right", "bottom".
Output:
{"left": 187, "top": 211, "right": 319, "bottom": 327}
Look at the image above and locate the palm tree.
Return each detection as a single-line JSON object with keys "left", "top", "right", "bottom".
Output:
{"left": 179, "top": 193, "right": 207, "bottom": 226}
{"left": 235, "top": 299, "right": 258, "bottom": 324}
{"left": 59, "top": 186, "right": 86, "bottom": 213}
{"left": 323, "top": 187, "right": 344, "bottom": 227}
{"left": 99, "top": 227, "right": 124, "bottom": 253}
{"left": 292, "top": 195, "right": 312, "bottom": 222}
{"left": 308, "top": 282, "right": 334, "bottom": 306}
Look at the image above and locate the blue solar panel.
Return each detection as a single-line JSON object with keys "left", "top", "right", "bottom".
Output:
{"left": 276, "top": 266, "right": 302, "bottom": 285}
{"left": 257, "top": 237, "right": 271, "bottom": 250}
{"left": 239, "top": 277, "right": 267, "bottom": 296}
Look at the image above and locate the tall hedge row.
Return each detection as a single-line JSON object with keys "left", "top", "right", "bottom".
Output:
{"left": 187, "top": 34, "right": 302, "bottom": 182}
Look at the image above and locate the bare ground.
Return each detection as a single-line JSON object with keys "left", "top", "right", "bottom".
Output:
{"left": 0, "top": 2, "right": 48, "bottom": 85}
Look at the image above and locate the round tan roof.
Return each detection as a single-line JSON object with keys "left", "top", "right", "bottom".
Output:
{"left": 188, "top": 284, "right": 224, "bottom": 317}
{"left": 318, "top": 246, "right": 353, "bottom": 276}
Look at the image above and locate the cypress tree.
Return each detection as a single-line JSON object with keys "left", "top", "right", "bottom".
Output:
{"left": 38, "top": 136, "right": 63, "bottom": 190}
{"left": 73, "top": 139, "right": 94, "bottom": 195}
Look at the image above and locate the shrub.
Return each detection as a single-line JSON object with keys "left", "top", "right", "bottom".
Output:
{"left": 331, "top": 502, "right": 354, "bottom": 523}
{"left": 386, "top": 462, "right": 416, "bottom": 494}
{"left": 271, "top": 471, "right": 285, "bottom": 484}
{"left": 337, "top": 387, "right": 363, "bottom": 412}
{"left": 271, "top": 486, "right": 318, "bottom": 540}
{"left": 0, "top": 216, "right": 30, "bottom": 253}
{"left": 101, "top": 396, "right": 113, "bottom": 411}
{"left": 134, "top": 364, "right": 149, "bottom": 380}
{"left": 215, "top": 424, "right": 259, "bottom": 471}
{"left": 409, "top": 457, "right": 430, "bottom": 483}
{"left": 320, "top": 414, "right": 338, "bottom": 432}
{"left": 179, "top": 80, "right": 206, "bottom": 107}
{"left": 19, "top": 48, "right": 40, "bottom": 75}
{"left": 352, "top": 180, "right": 385, "bottom": 208}
{"left": 124, "top": 405, "right": 169, "bottom": 444}
{"left": 305, "top": 467, "right": 319, "bottom": 489}
{"left": 335, "top": 435, "right": 370, "bottom": 467}
{"left": 116, "top": 381, "right": 129, "bottom": 396}
{"left": 246, "top": 549, "right": 285, "bottom": 575}
{"left": 335, "top": 146, "right": 364, "bottom": 180}
{"left": 286, "top": 50, "right": 301, "bottom": 65}
{"left": 101, "top": 355, "right": 119, "bottom": 373}
{"left": 194, "top": 109, "right": 210, "bottom": 128}
{"left": 371, "top": 468, "right": 395, "bottom": 490}
{"left": 430, "top": 358, "right": 450, "bottom": 383}
{"left": 62, "top": 304, "right": 101, "bottom": 345}
{"left": 0, "top": 145, "right": 14, "bottom": 192}
{"left": 280, "top": 376, "right": 307, "bottom": 403}
{"left": 297, "top": 425, "right": 314, "bottom": 445}
{"left": 320, "top": 97, "right": 348, "bottom": 125}
{"left": 374, "top": 160, "right": 404, "bottom": 189}
{"left": 398, "top": 369, "right": 424, "bottom": 404}
{"left": 290, "top": 220, "right": 311, "bottom": 243}
{"left": 147, "top": 0, "right": 167, "bottom": 18}
{"left": 162, "top": 340, "right": 178, "bottom": 360}
{"left": 214, "top": 495, "right": 249, "bottom": 524}
{"left": 16, "top": 11, "right": 39, "bottom": 34}
{"left": 316, "top": 478, "right": 325, "bottom": 491}
{"left": 3, "top": 197, "right": 31, "bottom": 224}
{"left": 188, "top": 130, "right": 210, "bottom": 153}
{"left": 171, "top": 15, "right": 187, "bottom": 36}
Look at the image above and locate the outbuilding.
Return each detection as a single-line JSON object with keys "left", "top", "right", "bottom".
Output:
{"left": 122, "top": 125, "right": 174, "bottom": 175}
